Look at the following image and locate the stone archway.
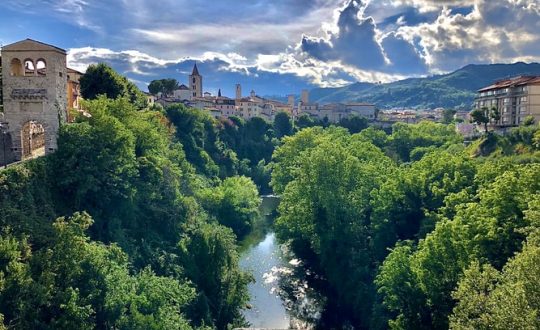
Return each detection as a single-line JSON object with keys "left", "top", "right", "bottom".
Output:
{"left": 20, "top": 121, "right": 46, "bottom": 160}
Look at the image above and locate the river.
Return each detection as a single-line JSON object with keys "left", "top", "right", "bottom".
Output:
{"left": 239, "top": 195, "right": 291, "bottom": 328}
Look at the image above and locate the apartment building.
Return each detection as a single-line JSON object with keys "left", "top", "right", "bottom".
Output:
{"left": 475, "top": 76, "right": 540, "bottom": 127}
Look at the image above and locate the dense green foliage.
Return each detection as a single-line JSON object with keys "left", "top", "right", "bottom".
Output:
{"left": 0, "top": 212, "right": 195, "bottom": 329}
{"left": 198, "top": 176, "right": 260, "bottom": 239}
{"left": 5, "top": 60, "right": 540, "bottom": 329}
{"left": 164, "top": 104, "right": 279, "bottom": 193}
{"left": 272, "top": 120, "right": 540, "bottom": 328}
{"left": 148, "top": 78, "right": 179, "bottom": 96}
{"left": 274, "top": 111, "right": 293, "bottom": 138}
{"left": 80, "top": 63, "right": 147, "bottom": 109}
{"left": 0, "top": 96, "right": 258, "bottom": 329}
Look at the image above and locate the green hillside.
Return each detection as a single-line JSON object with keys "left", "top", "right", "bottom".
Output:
{"left": 311, "top": 62, "right": 540, "bottom": 109}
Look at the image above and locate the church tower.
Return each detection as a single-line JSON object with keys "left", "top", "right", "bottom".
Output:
{"left": 189, "top": 63, "right": 202, "bottom": 98}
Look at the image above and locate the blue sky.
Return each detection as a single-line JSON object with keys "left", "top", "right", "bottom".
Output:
{"left": 1, "top": 0, "right": 539, "bottom": 96}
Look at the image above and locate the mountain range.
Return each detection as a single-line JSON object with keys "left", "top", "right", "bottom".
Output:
{"left": 292, "top": 62, "right": 540, "bottom": 110}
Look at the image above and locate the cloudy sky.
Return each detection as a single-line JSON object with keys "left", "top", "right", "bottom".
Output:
{"left": 1, "top": 0, "right": 539, "bottom": 96}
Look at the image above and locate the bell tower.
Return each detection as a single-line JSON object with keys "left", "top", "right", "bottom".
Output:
{"left": 189, "top": 63, "right": 202, "bottom": 98}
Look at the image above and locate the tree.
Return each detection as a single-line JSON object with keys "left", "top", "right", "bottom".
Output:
{"left": 148, "top": 79, "right": 179, "bottom": 97}
{"left": 80, "top": 63, "right": 147, "bottom": 109}
{"left": 199, "top": 176, "right": 260, "bottom": 238}
{"left": 339, "top": 115, "right": 368, "bottom": 134}
{"left": 162, "top": 78, "right": 179, "bottom": 96}
{"left": 0, "top": 213, "right": 195, "bottom": 329}
{"left": 442, "top": 109, "right": 457, "bottom": 124}
{"left": 179, "top": 222, "right": 252, "bottom": 329}
{"left": 274, "top": 111, "right": 293, "bottom": 138}
{"left": 523, "top": 115, "right": 535, "bottom": 126}
{"left": 296, "top": 113, "right": 317, "bottom": 129}
{"left": 490, "top": 106, "right": 501, "bottom": 123}
{"left": 148, "top": 79, "right": 164, "bottom": 95}
{"left": 80, "top": 63, "right": 127, "bottom": 100}
{"left": 470, "top": 107, "right": 490, "bottom": 133}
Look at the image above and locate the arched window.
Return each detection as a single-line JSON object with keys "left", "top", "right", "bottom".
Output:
{"left": 10, "top": 58, "right": 23, "bottom": 76}
{"left": 24, "top": 59, "right": 35, "bottom": 76}
{"left": 36, "top": 59, "right": 47, "bottom": 76}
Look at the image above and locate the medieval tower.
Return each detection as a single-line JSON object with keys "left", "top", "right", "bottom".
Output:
{"left": 1, "top": 39, "right": 68, "bottom": 163}
{"left": 189, "top": 63, "right": 203, "bottom": 98}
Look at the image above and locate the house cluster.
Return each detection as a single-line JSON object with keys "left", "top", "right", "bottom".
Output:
{"left": 153, "top": 64, "right": 376, "bottom": 123}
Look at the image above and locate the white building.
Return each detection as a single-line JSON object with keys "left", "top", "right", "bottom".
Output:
{"left": 172, "top": 84, "right": 191, "bottom": 101}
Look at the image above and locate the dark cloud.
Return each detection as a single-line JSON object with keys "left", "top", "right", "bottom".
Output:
{"left": 299, "top": 0, "right": 428, "bottom": 75}
{"left": 300, "top": 1, "right": 387, "bottom": 70}
{"left": 381, "top": 32, "right": 427, "bottom": 74}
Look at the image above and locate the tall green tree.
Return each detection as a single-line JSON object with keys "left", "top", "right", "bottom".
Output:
{"left": 274, "top": 111, "right": 293, "bottom": 138}
{"left": 339, "top": 115, "right": 368, "bottom": 134}
{"left": 179, "top": 222, "right": 252, "bottom": 329}
{"left": 80, "top": 63, "right": 147, "bottom": 109}
{"left": 470, "top": 107, "right": 490, "bottom": 133}
{"left": 0, "top": 213, "right": 195, "bottom": 329}
{"left": 199, "top": 176, "right": 260, "bottom": 238}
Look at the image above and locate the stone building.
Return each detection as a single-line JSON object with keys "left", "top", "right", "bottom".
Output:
{"left": 189, "top": 63, "right": 203, "bottom": 98}
{"left": 1, "top": 39, "right": 68, "bottom": 164}
{"left": 66, "top": 67, "right": 83, "bottom": 121}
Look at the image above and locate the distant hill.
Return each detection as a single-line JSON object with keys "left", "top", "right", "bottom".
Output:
{"left": 309, "top": 62, "right": 540, "bottom": 110}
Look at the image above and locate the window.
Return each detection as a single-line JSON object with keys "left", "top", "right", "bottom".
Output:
{"left": 36, "top": 59, "right": 46, "bottom": 76}
{"left": 24, "top": 59, "right": 35, "bottom": 76}
{"left": 520, "top": 96, "right": 527, "bottom": 103}
{"left": 10, "top": 58, "right": 23, "bottom": 76}
{"left": 193, "top": 78, "right": 196, "bottom": 84}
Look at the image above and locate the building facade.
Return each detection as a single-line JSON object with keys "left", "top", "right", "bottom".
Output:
{"left": 475, "top": 76, "right": 540, "bottom": 127}
{"left": 1, "top": 39, "right": 69, "bottom": 163}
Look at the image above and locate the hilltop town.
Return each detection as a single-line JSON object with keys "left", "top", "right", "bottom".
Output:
{"left": 1, "top": 38, "right": 540, "bottom": 167}
{"left": 149, "top": 63, "right": 377, "bottom": 124}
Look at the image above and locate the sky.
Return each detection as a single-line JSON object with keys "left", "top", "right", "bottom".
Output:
{"left": 1, "top": 0, "right": 539, "bottom": 96}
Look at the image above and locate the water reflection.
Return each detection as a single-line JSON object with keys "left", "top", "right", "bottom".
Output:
{"left": 239, "top": 232, "right": 290, "bottom": 328}
{"left": 239, "top": 196, "right": 321, "bottom": 329}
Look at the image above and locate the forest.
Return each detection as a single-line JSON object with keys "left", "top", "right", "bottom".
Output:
{"left": 1, "top": 64, "right": 539, "bottom": 329}
{"left": 272, "top": 121, "right": 540, "bottom": 329}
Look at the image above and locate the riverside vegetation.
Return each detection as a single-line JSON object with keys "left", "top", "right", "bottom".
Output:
{"left": 1, "top": 64, "right": 540, "bottom": 329}
{"left": 271, "top": 121, "right": 540, "bottom": 329}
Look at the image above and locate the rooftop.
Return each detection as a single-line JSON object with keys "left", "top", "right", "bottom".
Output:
{"left": 2, "top": 38, "right": 66, "bottom": 54}
{"left": 478, "top": 75, "right": 540, "bottom": 92}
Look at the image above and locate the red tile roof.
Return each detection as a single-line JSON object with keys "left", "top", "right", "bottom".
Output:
{"left": 478, "top": 76, "right": 540, "bottom": 92}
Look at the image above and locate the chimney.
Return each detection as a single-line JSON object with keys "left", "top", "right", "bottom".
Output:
{"left": 236, "top": 84, "right": 242, "bottom": 100}
{"left": 288, "top": 94, "right": 295, "bottom": 106}
{"left": 301, "top": 89, "right": 309, "bottom": 104}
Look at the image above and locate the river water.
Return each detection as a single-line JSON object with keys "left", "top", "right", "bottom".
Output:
{"left": 239, "top": 196, "right": 291, "bottom": 328}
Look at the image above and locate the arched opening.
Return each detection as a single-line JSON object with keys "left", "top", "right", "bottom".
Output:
{"left": 21, "top": 121, "right": 46, "bottom": 160}
{"left": 10, "top": 58, "right": 23, "bottom": 76}
{"left": 36, "top": 59, "right": 47, "bottom": 76}
{"left": 24, "top": 59, "right": 35, "bottom": 76}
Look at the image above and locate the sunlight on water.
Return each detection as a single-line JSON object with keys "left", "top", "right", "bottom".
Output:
{"left": 239, "top": 232, "right": 290, "bottom": 329}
